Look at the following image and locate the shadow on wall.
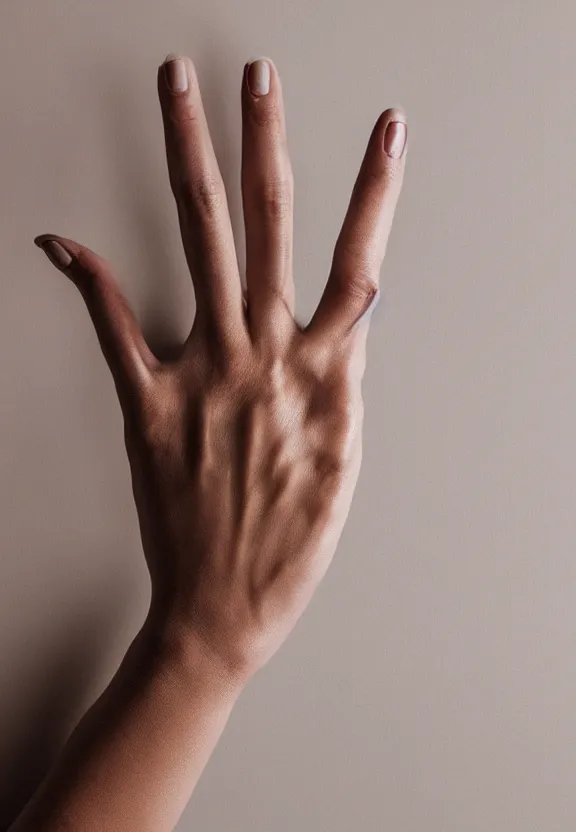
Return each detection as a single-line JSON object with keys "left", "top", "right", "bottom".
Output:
{"left": 0, "top": 583, "right": 130, "bottom": 830}
{"left": 0, "top": 63, "right": 182, "bottom": 826}
{"left": 98, "top": 71, "right": 188, "bottom": 362}
{"left": 0, "top": 52, "right": 236, "bottom": 826}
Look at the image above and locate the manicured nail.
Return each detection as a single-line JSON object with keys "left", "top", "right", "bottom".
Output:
{"left": 247, "top": 59, "right": 270, "bottom": 96}
{"left": 163, "top": 54, "right": 188, "bottom": 93}
{"left": 384, "top": 120, "right": 407, "bottom": 159}
{"left": 36, "top": 239, "right": 73, "bottom": 269}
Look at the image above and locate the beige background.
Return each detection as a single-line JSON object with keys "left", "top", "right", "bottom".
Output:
{"left": 2, "top": 1, "right": 576, "bottom": 829}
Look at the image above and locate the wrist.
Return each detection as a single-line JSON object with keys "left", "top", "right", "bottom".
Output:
{"left": 139, "top": 606, "right": 250, "bottom": 699}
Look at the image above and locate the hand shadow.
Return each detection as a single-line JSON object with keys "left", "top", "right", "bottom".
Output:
{"left": 0, "top": 582, "right": 129, "bottom": 830}
{"left": 0, "top": 52, "right": 242, "bottom": 829}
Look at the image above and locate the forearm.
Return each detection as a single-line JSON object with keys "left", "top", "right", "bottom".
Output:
{"left": 10, "top": 612, "right": 245, "bottom": 832}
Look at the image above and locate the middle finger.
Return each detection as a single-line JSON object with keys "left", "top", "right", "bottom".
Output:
{"left": 241, "top": 58, "right": 295, "bottom": 342}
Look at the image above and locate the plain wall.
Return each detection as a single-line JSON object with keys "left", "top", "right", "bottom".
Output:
{"left": 1, "top": 1, "right": 576, "bottom": 829}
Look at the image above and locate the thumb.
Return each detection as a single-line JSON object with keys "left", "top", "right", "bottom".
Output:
{"left": 35, "top": 234, "right": 157, "bottom": 409}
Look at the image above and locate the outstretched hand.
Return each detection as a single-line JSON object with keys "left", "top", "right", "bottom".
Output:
{"left": 34, "top": 55, "right": 407, "bottom": 684}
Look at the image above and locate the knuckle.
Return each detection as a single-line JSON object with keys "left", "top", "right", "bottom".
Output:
{"left": 256, "top": 176, "right": 293, "bottom": 221}
{"left": 335, "top": 386, "right": 358, "bottom": 422}
{"left": 307, "top": 366, "right": 360, "bottom": 423}
{"left": 167, "top": 100, "right": 199, "bottom": 127}
{"left": 123, "top": 396, "right": 156, "bottom": 451}
{"left": 248, "top": 98, "right": 281, "bottom": 129}
{"left": 336, "top": 253, "right": 380, "bottom": 302}
{"left": 312, "top": 447, "right": 348, "bottom": 481}
{"left": 193, "top": 176, "right": 225, "bottom": 216}
{"left": 360, "top": 148, "right": 404, "bottom": 196}
{"left": 385, "top": 158, "right": 403, "bottom": 179}
{"left": 130, "top": 370, "right": 178, "bottom": 444}
{"left": 379, "top": 156, "right": 403, "bottom": 181}
{"left": 347, "top": 269, "right": 379, "bottom": 303}
{"left": 258, "top": 354, "right": 287, "bottom": 398}
{"left": 312, "top": 398, "right": 362, "bottom": 481}
{"left": 175, "top": 173, "right": 225, "bottom": 218}
{"left": 365, "top": 162, "right": 400, "bottom": 189}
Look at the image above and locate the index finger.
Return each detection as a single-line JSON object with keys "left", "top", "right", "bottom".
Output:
{"left": 305, "top": 108, "right": 407, "bottom": 342}
{"left": 157, "top": 55, "right": 245, "bottom": 351}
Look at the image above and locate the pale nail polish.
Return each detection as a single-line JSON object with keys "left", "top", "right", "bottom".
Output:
{"left": 39, "top": 240, "right": 73, "bottom": 269}
{"left": 163, "top": 54, "right": 188, "bottom": 93}
{"left": 384, "top": 121, "right": 407, "bottom": 159}
{"left": 247, "top": 59, "right": 270, "bottom": 96}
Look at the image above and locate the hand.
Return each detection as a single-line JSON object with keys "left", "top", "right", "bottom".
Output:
{"left": 34, "top": 55, "right": 407, "bottom": 684}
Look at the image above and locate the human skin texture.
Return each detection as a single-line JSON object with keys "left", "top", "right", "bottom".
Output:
{"left": 10, "top": 54, "right": 407, "bottom": 831}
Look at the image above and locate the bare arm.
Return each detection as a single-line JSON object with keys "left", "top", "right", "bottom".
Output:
{"left": 10, "top": 618, "right": 243, "bottom": 831}
{"left": 11, "top": 53, "right": 408, "bottom": 831}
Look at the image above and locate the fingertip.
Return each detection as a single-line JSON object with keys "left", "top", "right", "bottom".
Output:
{"left": 381, "top": 106, "right": 407, "bottom": 124}
{"left": 245, "top": 55, "right": 277, "bottom": 75}
{"left": 163, "top": 52, "right": 186, "bottom": 63}
{"left": 244, "top": 56, "right": 283, "bottom": 104}
{"left": 378, "top": 108, "right": 408, "bottom": 161}
{"left": 158, "top": 53, "right": 196, "bottom": 99}
{"left": 34, "top": 236, "right": 74, "bottom": 270}
{"left": 34, "top": 233, "right": 61, "bottom": 247}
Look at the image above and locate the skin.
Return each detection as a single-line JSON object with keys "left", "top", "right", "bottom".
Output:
{"left": 10, "top": 54, "right": 407, "bottom": 831}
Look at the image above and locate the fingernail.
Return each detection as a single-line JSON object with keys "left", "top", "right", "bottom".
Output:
{"left": 37, "top": 239, "right": 73, "bottom": 269}
{"left": 247, "top": 59, "right": 270, "bottom": 96}
{"left": 163, "top": 54, "right": 188, "bottom": 93}
{"left": 384, "top": 120, "right": 407, "bottom": 159}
